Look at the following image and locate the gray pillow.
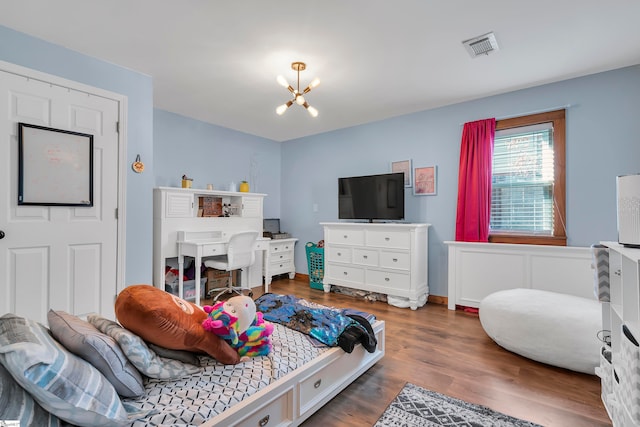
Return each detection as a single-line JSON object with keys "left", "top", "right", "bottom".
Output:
{"left": 47, "top": 310, "right": 145, "bottom": 398}
{"left": 0, "top": 362, "right": 62, "bottom": 426}
{"left": 88, "top": 314, "right": 201, "bottom": 380}
{"left": 147, "top": 343, "right": 200, "bottom": 366}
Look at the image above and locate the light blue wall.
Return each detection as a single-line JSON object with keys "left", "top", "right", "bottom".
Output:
{"left": 281, "top": 65, "right": 640, "bottom": 297}
{"left": 153, "top": 109, "right": 282, "bottom": 217}
{"left": 0, "top": 25, "right": 154, "bottom": 286}
{"left": 3, "top": 24, "right": 638, "bottom": 299}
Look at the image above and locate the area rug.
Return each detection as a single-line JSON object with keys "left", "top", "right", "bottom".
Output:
{"left": 374, "top": 383, "right": 542, "bottom": 427}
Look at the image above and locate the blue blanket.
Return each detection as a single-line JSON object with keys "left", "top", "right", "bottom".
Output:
{"left": 255, "top": 293, "right": 377, "bottom": 353}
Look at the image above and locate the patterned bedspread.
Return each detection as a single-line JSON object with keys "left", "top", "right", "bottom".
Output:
{"left": 124, "top": 323, "right": 328, "bottom": 426}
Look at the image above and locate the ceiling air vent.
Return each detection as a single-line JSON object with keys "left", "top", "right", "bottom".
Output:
{"left": 462, "top": 32, "right": 499, "bottom": 58}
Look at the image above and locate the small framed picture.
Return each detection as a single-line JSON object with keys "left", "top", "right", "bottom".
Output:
{"left": 414, "top": 166, "right": 436, "bottom": 196}
{"left": 391, "top": 159, "right": 412, "bottom": 187}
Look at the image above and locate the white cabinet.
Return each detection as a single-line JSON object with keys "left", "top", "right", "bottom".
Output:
{"left": 320, "top": 222, "right": 429, "bottom": 310}
{"left": 263, "top": 238, "right": 298, "bottom": 291}
{"left": 153, "top": 187, "right": 266, "bottom": 292}
{"left": 600, "top": 241, "right": 640, "bottom": 426}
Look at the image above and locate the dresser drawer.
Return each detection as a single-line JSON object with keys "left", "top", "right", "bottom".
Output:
{"left": 269, "top": 260, "right": 294, "bottom": 275}
{"left": 352, "top": 248, "right": 379, "bottom": 266}
{"left": 270, "top": 251, "right": 293, "bottom": 263}
{"left": 254, "top": 240, "right": 269, "bottom": 251}
{"left": 325, "top": 228, "right": 365, "bottom": 246}
{"left": 326, "top": 246, "right": 353, "bottom": 263}
{"left": 367, "top": 269, "right": 410, "bottom": 290}
{"left": 270, "top": 241, "right": 294, "bottom": 254}
{"left": 202, "top": 243, "right": 226, "bottom": 257}
{"left": 379, "top": 251, "right": 410, "bottom": 270}
{"left": 325, "top": 263, "right": 365, "bottom": 285}
{"left": 299, "top": 346, "right": 368, "bottom": 414}
{"left": 367, "top": 230, "right": 410, "bottom": 249}
{"left": 232, "top": 387, "right": 293, "bottom": 426}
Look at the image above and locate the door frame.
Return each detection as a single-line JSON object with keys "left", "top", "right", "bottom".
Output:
{"left": 0, "top": 59, "right": 128, "bottom": 294}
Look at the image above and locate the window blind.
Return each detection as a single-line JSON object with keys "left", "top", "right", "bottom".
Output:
{"left": 491, "top": 123, "right": 554, "bottom": 234}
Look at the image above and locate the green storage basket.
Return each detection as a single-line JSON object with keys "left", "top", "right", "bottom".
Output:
{"left": 305, "top": 242, "right": 324, "bottom": 290}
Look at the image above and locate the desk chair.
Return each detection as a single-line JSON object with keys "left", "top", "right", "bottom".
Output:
{"left": 204, "top": 230, "right": 259, "bottom": 301}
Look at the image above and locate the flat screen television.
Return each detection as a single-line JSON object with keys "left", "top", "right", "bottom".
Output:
{"left": 338, "top": 172, "right": 405, "bottom": 222}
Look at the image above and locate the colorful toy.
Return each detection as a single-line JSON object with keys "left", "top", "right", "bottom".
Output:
{"left": 202, "top": 295, "right": 273, "bottom": 358}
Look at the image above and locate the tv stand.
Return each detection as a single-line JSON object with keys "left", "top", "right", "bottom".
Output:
{"left": 320, "top": 222, "right": 430, "bottom": 310}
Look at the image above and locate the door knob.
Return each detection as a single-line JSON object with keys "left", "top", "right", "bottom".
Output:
{"left": 0, "top": 230, "right": 4, "bottom": 239}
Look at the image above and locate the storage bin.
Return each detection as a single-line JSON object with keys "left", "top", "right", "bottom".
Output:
{"left": 165, "top": 278, "right": 207, "bottom": 301}
{"left": 619, "top": 324, "right": 640, "bottom": 423}
{"left": 596, "top": 346, "right": 613, "bottom": 403}
{"left": 305, "top": 242, "right": 324, "bottom": 290}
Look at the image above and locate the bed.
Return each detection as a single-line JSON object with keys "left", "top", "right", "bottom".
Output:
{"left": 0, "top": 293, "right": 385, "bottom": 427}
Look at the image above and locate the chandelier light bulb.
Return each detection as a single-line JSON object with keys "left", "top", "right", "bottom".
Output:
{"left": 276, "top": 104, "right": 288, "bottom": 115}
{"left": 295, "top": 94, "right": 305, "bottom": 105}
{"left": 307, "top": 105, "right": 318, "bottom": 117}
{"left": 276, "top": 75, "right": 289, "bottom": 88}
{"left": 309, "top": 78, "right": 320, "bottom": 89}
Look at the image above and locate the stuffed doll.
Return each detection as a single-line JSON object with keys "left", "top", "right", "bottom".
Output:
{"left": 202, "top": 295, "right": 273, "bottom": 358}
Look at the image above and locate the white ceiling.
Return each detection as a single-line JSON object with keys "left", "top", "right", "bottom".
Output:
{"left": 2, "top": 1, "right": 639, "bottom": 142}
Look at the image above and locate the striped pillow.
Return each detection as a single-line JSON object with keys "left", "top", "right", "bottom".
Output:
{"left": 0, "top": 362, "right": 62, "bottom": 427}
{"left": 0, "top": 314, "right": 148, "bottom": 427}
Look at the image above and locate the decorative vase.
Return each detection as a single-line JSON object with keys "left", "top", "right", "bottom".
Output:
{"left": 239, "top": 181, "right": 249, "bottom": 192}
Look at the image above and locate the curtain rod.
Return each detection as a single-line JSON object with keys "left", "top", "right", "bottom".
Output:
{"left": 460, "top": 104, "right": 572, "bottom": 126}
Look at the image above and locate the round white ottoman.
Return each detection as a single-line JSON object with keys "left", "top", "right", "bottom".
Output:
{"left": 479, "top": 288, "right": 601, "bottom": 374}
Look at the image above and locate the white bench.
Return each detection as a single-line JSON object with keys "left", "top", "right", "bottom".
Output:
{"left": 479, "top": 288, "right": 601, "bottom": 374}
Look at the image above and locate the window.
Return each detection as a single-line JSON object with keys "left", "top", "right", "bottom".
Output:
{"left": 489, "top": 109, "right": 566, "bottom": 246}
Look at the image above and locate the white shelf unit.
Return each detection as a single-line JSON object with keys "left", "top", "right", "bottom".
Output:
{"left": 320, "top": 222, "right": 429, "bottom": 310}
{"left": 153, "top": 187, "right": 266, "bottom": 293}
{"left": 600, "top": 241, "right": 640, "bottom": 426}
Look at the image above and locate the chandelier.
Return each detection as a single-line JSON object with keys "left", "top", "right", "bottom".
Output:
{"left": 276, "top": 62, "right": 320, "bottom": 117}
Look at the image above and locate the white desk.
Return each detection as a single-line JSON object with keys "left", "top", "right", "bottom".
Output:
{"left": 177, "top": 230, "right": 269, "bottom": 305}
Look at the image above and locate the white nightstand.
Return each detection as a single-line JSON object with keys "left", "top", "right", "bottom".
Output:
{"left": 263, "top": 238, "right": 298, "bottom": 292}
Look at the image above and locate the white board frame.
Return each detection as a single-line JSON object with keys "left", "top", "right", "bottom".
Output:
{"left": 18, "top": 122, "right": 94, "bottom": 206}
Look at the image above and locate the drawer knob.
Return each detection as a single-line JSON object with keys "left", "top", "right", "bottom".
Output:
{"left": 392, "top": 258, "right": 398, "bottom": 262}
{"left": 343, "top": 235, "right": 348, "bottom": 239}
{"left": 258, "top": 415, "right": 270, "bottom": 426}
{"left": 274, "top": 247, "right": 279, "bottom": 251}
{"left": 314, "top": 379, "right": 322, "bottom": 388}
{"left": 363, "top": 255, "right": 368, "bottom": 259}
{"left": 385, "top": 277, "right": 390, "bottom": 281}
{"left": 343, "top": 271, "right": 348, "bottom": 276}
{"left": 385, "top": 237, "right": 390, "bottom": 241}
{"left": 337, "top": 252, "right": 342, "bottom": 256}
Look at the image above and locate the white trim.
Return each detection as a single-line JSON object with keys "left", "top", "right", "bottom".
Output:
{"left": 0, "top": 59, "right": 128, "bottom": 296}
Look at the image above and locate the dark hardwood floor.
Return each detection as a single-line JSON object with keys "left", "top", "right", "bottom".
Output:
{"left": 250, "top": 276, "right": 611, "bottom": 427}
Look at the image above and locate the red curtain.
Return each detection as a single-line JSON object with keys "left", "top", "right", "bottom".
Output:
{"left": 455, "top": 118, "right": 496, "bottom": 242}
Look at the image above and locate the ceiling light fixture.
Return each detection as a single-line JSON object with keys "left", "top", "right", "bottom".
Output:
{"left": 276, "top": 62, "right": 320, "bottom": 117}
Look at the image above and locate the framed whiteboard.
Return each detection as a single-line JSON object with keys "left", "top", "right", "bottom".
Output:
{"left": 18, "top": 123, "right": 94, "bottom": 206}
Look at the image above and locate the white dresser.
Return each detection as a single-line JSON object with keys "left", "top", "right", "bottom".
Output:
{"left": 263, "top": 238, "right": 298, "bottom": 292}
{"left": 320, "top": 222, "right": 429, "bottom": 310}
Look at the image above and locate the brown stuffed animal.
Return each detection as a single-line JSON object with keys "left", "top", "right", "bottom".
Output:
{"left": 115, "top": 284, "right": 240, "bottom": 365}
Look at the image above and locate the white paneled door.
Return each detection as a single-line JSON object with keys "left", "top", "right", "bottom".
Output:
{"left": 0, "top": 69, "right": 121, "bottom": 323}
